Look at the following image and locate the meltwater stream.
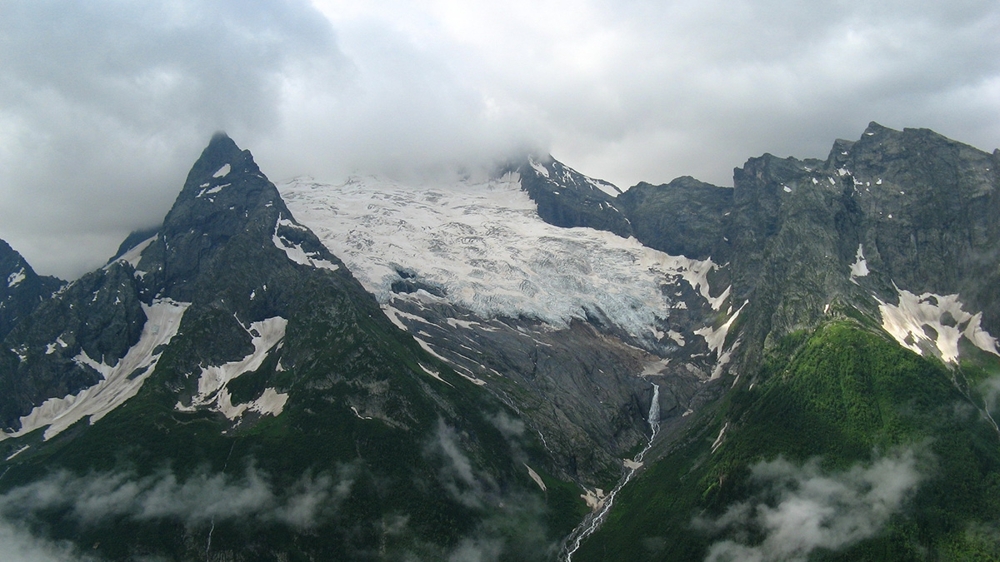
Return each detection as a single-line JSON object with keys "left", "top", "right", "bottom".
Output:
{"left": 561, "top": 383, "right": 661, "bottom": 561}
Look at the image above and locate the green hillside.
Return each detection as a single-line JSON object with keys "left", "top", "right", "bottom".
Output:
{"left": 576, "top": 319, "right": 1000, "bottom": 560}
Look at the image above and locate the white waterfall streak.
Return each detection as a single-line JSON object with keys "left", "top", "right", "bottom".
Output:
{"left": 562, "top": 383, "right": 661, "bottom": 561}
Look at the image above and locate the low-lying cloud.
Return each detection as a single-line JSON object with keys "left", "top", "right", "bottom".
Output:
{"left": 0, "top": 464, "right": 354, "bottom": 530}
{"left": 695, "top": 447, "right": 928, "bottom": 562}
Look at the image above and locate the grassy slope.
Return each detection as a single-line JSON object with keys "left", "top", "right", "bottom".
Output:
{"left": 576, "top": 320, "right": 1000, "bottom": 561}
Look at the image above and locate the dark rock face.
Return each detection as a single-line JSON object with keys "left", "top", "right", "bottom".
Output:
{"left": 724, "top": 123, "right": 1000, "bottom": 359}
{"left": 517, "top": 155, "right": 633, "bottom": 237}
{"left": 617, "top": 176, "right": 733, "bottom": 260}
{"left": 0, "top": 133, "right": 377, "bottom": 429}
{"left": 833, "top": 123, "right": 1000, "bottom": 331}
{"left": 0, "top": 262, "right": 145, "bottom": 429}
{"left": 531, "top": 124, "right": 1000, "bottom": 369}
{"left": 0, "top": 135, "right": 582, "bottom": 561}
{"left": 381, "top": 290, "right": 715, "bottom": 486}
{"left": 139, "top": 133, "right": 343, "bottom": 302}
{"left": 0, "top": 240, "right": 63, "bottom": 339}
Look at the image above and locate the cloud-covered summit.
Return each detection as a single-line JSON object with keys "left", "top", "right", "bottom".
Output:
{"left": 1, "top": 0, "right": 998, "bottom": 279}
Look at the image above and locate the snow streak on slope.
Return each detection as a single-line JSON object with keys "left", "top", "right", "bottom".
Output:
{"left": 272, "top": 216, "right": 339, "bottom": 272}
{"left": 850, "top": 244, "right": 869, "bottom": 280}
{"left": 1, "top": 299, "right": 190, "bottom": 441}
{"left": 278, "top": 174, "right": 719, "bottom": 343}
{"left": 879, "top": 288, "right": 999, "bottom": 364}
{"left": 176, "top": 317, "right": 288, "bottom": 420}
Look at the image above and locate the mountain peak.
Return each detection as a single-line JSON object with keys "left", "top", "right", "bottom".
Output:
{"left": 0, "top": 238, "right": 63, "bottom": 339}
{"left": 180, "top": 133, "right": 260, "bottom": 196}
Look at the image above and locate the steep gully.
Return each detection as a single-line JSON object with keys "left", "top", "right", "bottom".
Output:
{"left": 561, "top": 382, "right": 661, "bottom": 561}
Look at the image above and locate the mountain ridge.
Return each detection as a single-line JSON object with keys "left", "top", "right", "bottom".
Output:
{"left": 1, "top": 123, "right": 999, "bottom": 560}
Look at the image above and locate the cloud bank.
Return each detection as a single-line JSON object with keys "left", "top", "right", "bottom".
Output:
{"left": 695, "top": 448, "right": 928, "bottom": 561}
{"left": 1, "top": 0, "right": 998, "bottom": 278}
{"left": 0, "top": 464, "right": 353, "bottom": 529}
{"left": 0, "top": 463, "right": 356, "bottom": 561}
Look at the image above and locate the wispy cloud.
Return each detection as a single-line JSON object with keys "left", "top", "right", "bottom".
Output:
{"left": 0, "top": 463, "right": 355, "bottom": 530}
{"left": 695, "top": 447, "right": 928, "bottom": 561}
{"left": 427, "top": 419, "right": 499, "bottom": 509}
{"left": 0, "top": 518, "right": 93, "bottom": 562}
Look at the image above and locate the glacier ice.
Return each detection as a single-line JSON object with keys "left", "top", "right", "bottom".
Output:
{"left": 277, "top": 173, "right": 721, "bottom": 346}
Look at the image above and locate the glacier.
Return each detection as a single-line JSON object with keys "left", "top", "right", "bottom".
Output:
{"left": 277, "top": 173, "right": 723, "bottom": 347}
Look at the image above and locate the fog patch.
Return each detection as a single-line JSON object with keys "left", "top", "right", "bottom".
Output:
{"left": 447, "top": 537, "right": 504, "bottom": 562}
{"left": 427, "top": 419, "right": 498, "bottom": 509}
{"left": 422, "top": 420, "right": 556, "bottom": 561}
{"left": 488, "top": 412, "right": 526, "bottom": 440}
{"left": 0, "top": 464, "right": 356, "bottom": 531}
{"left": 0, "top": 518, "right": 94, "bottom": 562}
{"left": 695, "top": 447, "right": 928, "bottom": 561}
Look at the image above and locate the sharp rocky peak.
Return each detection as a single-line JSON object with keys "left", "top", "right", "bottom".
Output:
{"left": 0, "top": 239, "right": 64, "bottom": 340}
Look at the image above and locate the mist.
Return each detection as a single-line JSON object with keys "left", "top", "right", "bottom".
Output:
{"left": 695, "top": 447, "right": 929, "bottom": 561}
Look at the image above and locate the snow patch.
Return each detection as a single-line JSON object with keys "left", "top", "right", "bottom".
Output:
{"left": 586, "top": 177, "right": 621, "bottom": 198}
{"left": 112, "top": 234, "right": 157, "bottom": 269}
{"left": 445, "top": 318, "right": 481, "bottom": 330}
{"left": 879, "top": 288, "right": 999, "bottom": 364}
{"left": 696, "top": 300, "right": 748, "bottom": 358}
{"left": 709, "top": 285, "right": 731, "bottom": 311}
{"left": 272, "top": 216, "right": 339, "bottom": 272}
{"left": 212, "top": 163, "right": 231, "bottom": 178}
{"left": 667, "top": 330, "right": 686, "bottom": 346}
{"left": 529, "top": 159, "right": 549, "bottom": 178}
{"left": 711, "top": 422, "right": 730, "bottom": 453}
{"left": 418, "top": 363, "right": 451, "bottom": 386}
{"left": 850, "top": 244, "right": 869, "bottom": 280}
{"left": 176, "top": 317, "right": 288, "bottom": 420}
{"left": 6, "top": 268, "right": 25, "bottom": 288}
{"left": 1, "top": 299, "right": 189, "bottom": 442}
{"left": 525, "top": 464, "right": 547, "bottom": 491}
{"left": 5, "top": 445, "right": 29, "bottom": 460}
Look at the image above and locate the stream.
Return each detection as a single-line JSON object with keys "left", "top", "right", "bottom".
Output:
{"left": 561, "top": 382, "right": 661, "bottom": 561}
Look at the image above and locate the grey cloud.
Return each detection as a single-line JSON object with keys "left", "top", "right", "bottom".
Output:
{"left": 428, "top": 419, "right": 499, "bottom": 509}
{"left": 488, "top": 411, "right": 526, "bottom": 440}
{"left": 0, "top": 464, "right": 354, "bottom": 530}
{"left": 0, "top": 0, "right": 348, "bottom": 279}
{"left": 1, "top": 0, "right": 998, "bottom": 279}
{"left": 447, "top": 537, "right": 504, "bottom": 562}
{"left": 695, "top": 447, "right": 928, "bottom": 562}
{"left": 0, "top": 518, "right": 93, "bottom": 562}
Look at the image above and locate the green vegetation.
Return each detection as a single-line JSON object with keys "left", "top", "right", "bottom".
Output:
{"left": 576, "top": 320, "right": 1000, "bottom": 561}
{"left": 0, "top": 285, "right": 585, "bottom": 561}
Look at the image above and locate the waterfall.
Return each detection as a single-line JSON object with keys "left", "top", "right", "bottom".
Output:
{"left": 648, "top": 383, "right": 660, "bottom": 434}
{"left": 562, "top": 382, "right": 661, "bottom": 560}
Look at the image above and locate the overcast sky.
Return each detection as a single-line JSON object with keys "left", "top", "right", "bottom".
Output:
{"left": 1, "top": 0, "right": 998, "bottom": 279}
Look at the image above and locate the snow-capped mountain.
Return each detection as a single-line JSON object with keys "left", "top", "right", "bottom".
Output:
{"left": 1, "top": 124, "right": 1000, "bottom": 561}
{"left": 277, "top": 169, "right": 733, "bottom": 484}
